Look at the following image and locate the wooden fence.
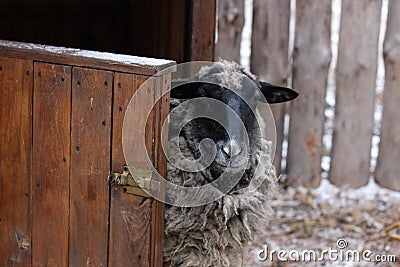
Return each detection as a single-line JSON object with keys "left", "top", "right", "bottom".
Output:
{"left": 0, "top": 40, "right": 175, "bottom": 266}
{"left": 216, "top": 0, "right": 400, "bottom": 191}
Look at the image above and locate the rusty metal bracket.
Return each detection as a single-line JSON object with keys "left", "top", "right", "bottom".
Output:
{"left": 107, "top": 166, "right": 159, "bottom": 198}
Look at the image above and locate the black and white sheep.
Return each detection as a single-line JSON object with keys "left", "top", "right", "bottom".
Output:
{"left": 164, "top": 60, "right": 297, "bottom": 267}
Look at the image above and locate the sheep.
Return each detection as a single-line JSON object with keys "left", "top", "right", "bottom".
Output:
{"left": 164, "top": 60, "right": 298, "bottom": 267}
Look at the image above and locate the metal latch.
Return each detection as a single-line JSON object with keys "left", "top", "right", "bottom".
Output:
{"left": 107, "top": 166, "right": 159, "bottom": 198}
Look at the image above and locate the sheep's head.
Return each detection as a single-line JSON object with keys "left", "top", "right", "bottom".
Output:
{"left": 169, "top": 61, "right": 298, "bottom": 194}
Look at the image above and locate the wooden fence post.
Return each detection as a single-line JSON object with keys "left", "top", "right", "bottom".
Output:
{"left": 287, "top": 0, "right": 331, "bottom": 188}
{"left": 250, "top": 0, "right": 291, "bottom": 174}
{"left": 376, "top": 0, "right": 400, "bottom": 191}
{"left": 330, "top": 0, "right": 382, "bottom": 188}
{"left": 215, "top": 0, "right": 244, "bottom": 62}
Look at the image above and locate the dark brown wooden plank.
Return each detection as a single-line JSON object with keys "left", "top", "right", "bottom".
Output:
{"left": 165, "top": 0, "right": 188, "bottom": 63}
{"left": 150, "top": 74, "right": 170, "bottom": 267}
{"left": 115, "top": 73, "right": 170, "bottom": 266}
{"left": 376, "top": 0, "right": 400, "bottom": 191}
{"left": 286, "top": 0, "right": 331, "bottom": 188}
{"left": 127, "top": 0, "right": 188, "bottom": 63}
{"left": 0, "top": 57, "right": 32, "bottom": 266}
{"left": 69, "top": 67, "right": 112, "bottom": 266}
{"left": 250, "top": 0, "right": 290, "bottom": 174}
{"left": 0, "top": 40, "right": 175, "bottom": 76}
{"left": 141, "top": 78, "right": 158, "bottom": 267}
{"left": 31, "top": 63, "right": 71, "bottom": 266}
{"left": 330, "top": 0, "right": 381, "bottom": 188}
{"left": 108, "top": 74, "right": 153, "bottom": 267}
{"left": 214, "top": 0, "right": 244, "bottom": 62}
{"left": 189, "top": 0, "right": 216, "bottom": 61}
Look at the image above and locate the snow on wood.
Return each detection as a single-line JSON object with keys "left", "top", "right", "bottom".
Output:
{"left": 0, "top": 40, "right": 175, "bottom": 75}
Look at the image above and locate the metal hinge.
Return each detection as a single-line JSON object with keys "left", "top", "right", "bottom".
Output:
{"left": 107, "top": 166, "right": 159, "bottom": 198}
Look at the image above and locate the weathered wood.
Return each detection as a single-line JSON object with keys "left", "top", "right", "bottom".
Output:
{"left": 32, "top": 63, "right": 71, "bottom": 266}
{"left": 109, "top": 73, "right": 169, "bottom": 266}
{"left": 250, "top": 0, "right": 290, "bottom": 174}
{"left": 151, "top": 74, "right": 171, "bottom": 267}
{"left": 376, "top": 0, "right": 400, "bottom": 191}
{"left": 189, "top": 0, "right": 216, "bottom": 61}
{"left": 0, "top": 40, "right": 176, "bottom": 265}
{"left": 115, "top": 73, "right": 171, "bottom": 266}
{"left": 269, "top": 105, "right": 285, "bottom": 174}
{"left": 286, "top": 0, "right": 331, "bottom": 188}
{"left": 330, "top": 0, "right": 381, "bottom": 188}
{"left": 108, "top": 74, "right": 153, "bottom": 267}
{"left": 0, "top": 57, "right": 32, "bottom": 266}
{"left": 0, "top": 40, "right": 175, "bottom": 76}
{"left": 215, "top": 0, "right": 244, "bottom": 62}
{"left": 69, "top": 67, "right": 112, "bottom": 266}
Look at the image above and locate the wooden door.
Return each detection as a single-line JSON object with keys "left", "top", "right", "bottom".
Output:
{"left": 0, "top": 40, "right": 174, "bottom": 267}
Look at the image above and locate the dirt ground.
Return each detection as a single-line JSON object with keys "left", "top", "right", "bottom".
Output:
{"left": 243, "top": 179, "right": 400, "bottom": 267}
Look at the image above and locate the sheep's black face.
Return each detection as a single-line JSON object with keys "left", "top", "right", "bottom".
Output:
{"left": 176, "top": 83, "right": 258, "bottom": 181}
{"left": 170, "top": 73, "right": 298, "bottom": 191}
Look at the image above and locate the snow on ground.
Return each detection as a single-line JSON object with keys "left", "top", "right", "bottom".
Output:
{"left": 243, "top": 179, "right": 400, "bottom": 266}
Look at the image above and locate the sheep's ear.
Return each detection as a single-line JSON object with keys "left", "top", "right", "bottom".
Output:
{"left": 259, "top": 81, "right": 299, "bottom": 103}
{"left": 171, "top": 78, "right": 200, "bottom": 99}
